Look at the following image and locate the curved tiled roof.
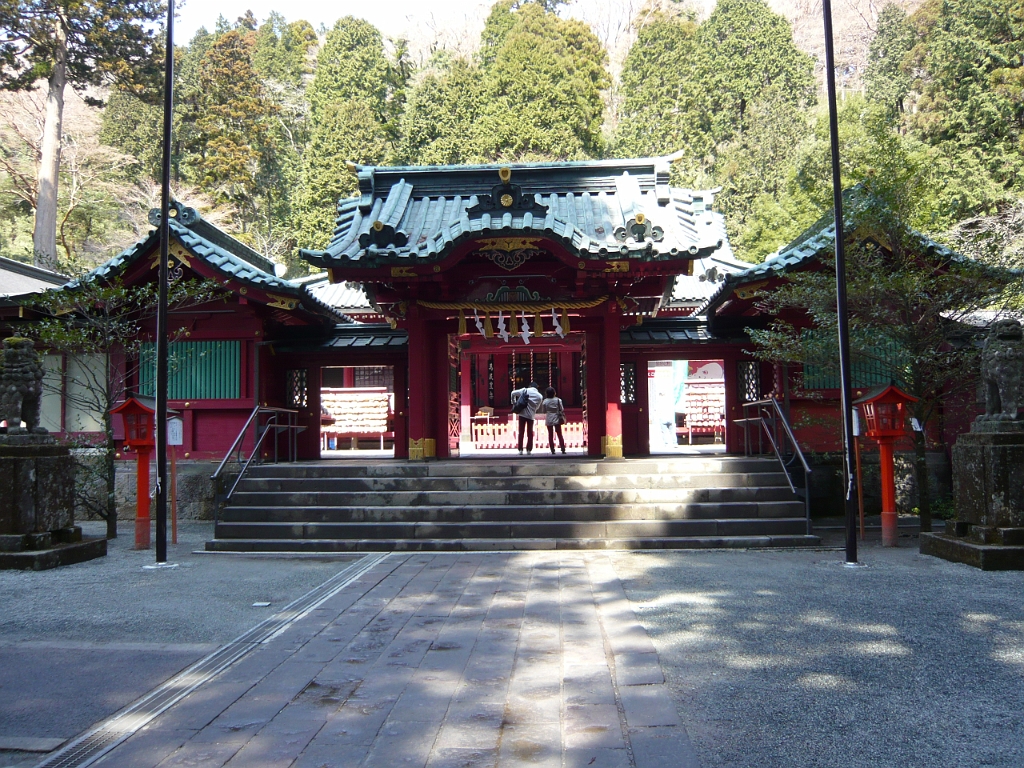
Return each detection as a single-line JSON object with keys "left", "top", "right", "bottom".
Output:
{"left": 302, "top": 158, "right": 728, "bottom": 267}
{"left": 60, "top": 208, "right": 345, "bottom": 323}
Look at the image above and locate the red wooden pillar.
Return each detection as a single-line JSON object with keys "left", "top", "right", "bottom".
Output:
{"left": 878, "top": 437, "right": 898, "bottom": 547}
{"left": 460, "top": 348, "right": 473, "bottom": 451}
{"left": 585, "top": 321, "right": 605, "bottom": 457}
{"left": 603, "top": 304, "right": 623, "bottom": 458}
{"left": 724, "top": 354, "right": 742, "bottom": 454}
{"left": 405, "top": 310, "right": 436, "bottom": 459}
{"left": 135, "top": 447, "right": 151, "bottom": 549}
{"left": 433, "top": 326, "right": 452, "bottom": 459}
{"left": 636, "top": 354, "right": 650, "bottom": 456}
{"left": 393, "top": 355, "right": 408, "bottom": 459}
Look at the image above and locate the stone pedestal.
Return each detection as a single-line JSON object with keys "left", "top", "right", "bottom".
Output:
{"left": 0, "top": 434, "right": 106, "bottom": 570}
{"left": 921, "top": 422, "right": 1024, "bottom": 570}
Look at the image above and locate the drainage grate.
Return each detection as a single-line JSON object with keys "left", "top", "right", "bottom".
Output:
{"left": 35, "top": 553, "right": 389, "bottom": 768}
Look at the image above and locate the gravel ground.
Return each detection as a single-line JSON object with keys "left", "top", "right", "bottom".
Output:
{"left": 611, "top": 539, "right": 1024, "bottom": 768}
{"left": 0, "top": 522, "right": 360, "bottom": 766}
{"left": 0, "top": 521, "right": 359, "bottom": 645}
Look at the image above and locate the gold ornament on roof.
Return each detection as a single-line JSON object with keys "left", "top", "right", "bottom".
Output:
{"left": 500, "top": 193, "right": 514, "bottom": 207}
{"left": 499, "top": 166, "right": 512, "bottom": 183}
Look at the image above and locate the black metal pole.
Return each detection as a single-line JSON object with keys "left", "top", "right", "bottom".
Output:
{"left": 821, "top": 0, "right": 858, "bottom": 564}
{"left": 155, "top": 0, "right": 175, "bottom": 564}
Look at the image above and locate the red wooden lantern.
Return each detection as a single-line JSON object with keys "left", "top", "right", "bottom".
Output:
{"left": 111, "top": 396, "right": 177, "bottom": 549}
{"left": 854, "top": 384, "right": 918, "bottom": 547}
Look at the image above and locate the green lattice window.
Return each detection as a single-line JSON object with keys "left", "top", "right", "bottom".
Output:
{"left": 139, "top": 341, "right": 241, "bottom": 399}
{"left": 802, "top": 332, "right": 906, "bottom": 390}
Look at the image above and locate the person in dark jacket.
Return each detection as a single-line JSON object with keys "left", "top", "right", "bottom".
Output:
{"left": 509, "top": 382, "right": 543, "bottom": 455}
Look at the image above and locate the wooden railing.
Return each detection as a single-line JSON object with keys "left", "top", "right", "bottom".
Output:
{"left": 471, "top": 415, "right": 586, "bottom": 449}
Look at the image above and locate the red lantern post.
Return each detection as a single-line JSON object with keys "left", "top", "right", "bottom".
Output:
{"left": 854, "top": 384, "right": 918, "bottom": 547}
{"left": 111, "top": 397, "right": 179, "bottom": 550}
{"left": 112, "top": 397, "right": 155, "bottom": 549}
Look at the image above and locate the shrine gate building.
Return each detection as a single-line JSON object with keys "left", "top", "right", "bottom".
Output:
{"left": 298, "top": 158, "right": 745, "bottom": 460}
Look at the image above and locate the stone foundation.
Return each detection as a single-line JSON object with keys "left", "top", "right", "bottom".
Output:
{"left": 109, "top": 460, "right": 220, "bottom": 521}
{"left": 0, "top": 434, "right": 106, "bottom": 570}
{"left": 920, "top": 424, "right": 1024, "bottom": 570}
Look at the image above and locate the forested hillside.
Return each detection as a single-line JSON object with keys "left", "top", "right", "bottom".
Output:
{"left": 1, "top": 0, "right": 1021, "bottom": 277}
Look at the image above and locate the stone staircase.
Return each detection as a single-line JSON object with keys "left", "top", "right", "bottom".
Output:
{"left": 205, "top": 456, "right": 820, "bottom": 552}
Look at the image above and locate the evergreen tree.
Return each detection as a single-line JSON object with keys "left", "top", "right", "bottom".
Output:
{"left": 616, "top": 10, "right": 705, "bottom": 162}
{"left": 293, "top": 100, "right": 388, "bottom": 253}
{"left": 306, "top": 17, "right": 390, "bottom": 122}
{"left": 397, "top": 57, "right": 484, "bottom": 165}
{"left": 0, "top": 0, "right": 164, "bottom": 270}
{"left": 293, "top": 17, "right": 402, "bottom": 255}
{"left": 692, "top": 0, "right": 815, "bottom": 147}
{"left": 473, "top": 1, "right": 609, "bottom": 161}
{"left": 864, "top": 3, "right": 915, "bottom": 122}
{"left": 252, "top": 13, "right": 317, "bottom": 87}
{"left": 909, "top": 0, "right": 1024, "bottom": 192}
{"left": 191, "top": 30, "right": 281, "bottom": 233}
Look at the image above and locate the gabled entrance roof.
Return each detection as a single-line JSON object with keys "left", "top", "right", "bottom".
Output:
{"left": 301, "top": 158, "right": 728, "bottom": 270}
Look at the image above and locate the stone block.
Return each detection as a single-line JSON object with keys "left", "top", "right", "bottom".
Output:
{"left": 952, "top": 429, "right": 1024, "bottom": 529}
{"left": 0, "top": 437, "right": 74, "bottom": 536}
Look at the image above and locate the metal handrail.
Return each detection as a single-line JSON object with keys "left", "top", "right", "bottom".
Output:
{"left": 735, "top": 397, "right": 813, "bottom": 533}
{"left": 211, "top": 406, "right": 302, "bottom": 508}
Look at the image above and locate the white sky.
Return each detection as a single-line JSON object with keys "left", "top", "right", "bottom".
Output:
{"left": 175, "top": 0, "right": 494, "bottom": 53}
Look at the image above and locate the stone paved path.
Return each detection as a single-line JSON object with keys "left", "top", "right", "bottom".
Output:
{"left": 89, "top": 553, "right": 699, "bottom": 768}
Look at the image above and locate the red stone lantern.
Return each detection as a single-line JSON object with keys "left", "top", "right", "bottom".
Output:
{"left": 111, "top": 396, "right": 177, "bottom": 550}
{"left": 854, "top": 384, "right": 918, "bottom": 547}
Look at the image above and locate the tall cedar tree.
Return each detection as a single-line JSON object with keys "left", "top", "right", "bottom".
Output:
{"left": 693, "top": 0, "right": 815, "bottom": 148}
{"left": 473, "top": 1, "right": 609, "bottom": 161}
{"left": 0, "top": 1, "right": 164, "bottom": 270}
{"left": 192, "top": 30, "right": 280, "bottom": 233}
{"left": 293, "top": 18, "right": 393, "bottom": 252}
{"left": 616, "top": 11, "right": 703, "bottom": 162}
{"left": 864, "top": 3, "right": 915, "bottom": 123}
{"left": 909, "top": 0, "right": 1024, "bottom": 193}
{"left": 397, "top": 57, "right": 484, "bottom": 165}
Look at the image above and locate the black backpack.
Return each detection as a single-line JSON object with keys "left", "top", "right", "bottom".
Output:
{"left": 511, "top": 388, "right": 530, "bottom": 414}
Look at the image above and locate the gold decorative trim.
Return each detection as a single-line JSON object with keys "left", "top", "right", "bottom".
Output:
{"left": 408, "top": 438, "right": 437, "bottom": 460}
{"left": 735, "top": 280, "right": 769, "bottom": 300}
{"left": 604, "top": 260, "right": 629, "bottom": 273}
{"left": 150, "top": 241, "right": 192, "bottom": 270}
{"left": 601, "top": 434, "right": 623, "bottom": 458}
{"left": 475, "top": 237, "right": 541, "bottom": 252}
{"left": 499, "top": 166, "right": 512, "bottom": 183}
{"left": 391, "top": 266, "right": 416, "bottom": 278}
{"left": 267, "top": 293, "right": 298, "bottom": 310}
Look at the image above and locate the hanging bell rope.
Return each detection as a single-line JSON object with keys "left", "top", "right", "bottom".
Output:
{"left": 510, "top": 311, "right": 519, "bottom": 335}
{"left": 458, "top": 309, "right": 467, "bottom": 336}
{"left": 483, "top": 312, "right": 494, "bottom": 339}
{"left": 533, "top": 312, "right": 543, "bottom": 337}
{"left": 561, "top": 307, "right": 571, "bottom": 335}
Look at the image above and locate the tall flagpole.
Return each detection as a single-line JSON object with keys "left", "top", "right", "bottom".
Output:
{"left": 821, "top": 0, "right": 859, "bottom": 564}
{"left": 155, "top": 0, "right": 175, "bottom": 565}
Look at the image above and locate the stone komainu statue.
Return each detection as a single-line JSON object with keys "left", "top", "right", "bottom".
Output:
{"left": 0, "top": 337, "right": 46, "bottom": 434}
{"left": 980, "top": 318, "right": 1024, "bottom": 421}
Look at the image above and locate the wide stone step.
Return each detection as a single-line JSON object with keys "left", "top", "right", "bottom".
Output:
{"left": 230, "top": 482, "right": 796, "bottom": 508}
{"left": 240, "top": 457, "right": 783, "bottom": 480}
{"left": 219, "top": 499, "right": 805, "bottom": 524}
{"left": 235, "top": 473, "right": 793, "bottom": 493}
{"left": 213, "top": 517, "right": 809, "bottom": 541}
{"left": 205, "top": 534, "right": 822, "bottom": 552}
